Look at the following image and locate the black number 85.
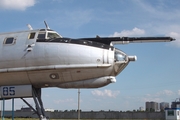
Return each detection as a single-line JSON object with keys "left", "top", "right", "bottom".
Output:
{"left": 3, "top": 87, "right": 15, "bottom": 96}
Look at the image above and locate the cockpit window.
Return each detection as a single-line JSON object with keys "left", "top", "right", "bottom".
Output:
{"left": 37, "top": 33, "right": 46, "bottom": 39}
{"left": 47, "top": 32, "right": 60, "bottom": 39}
{"left": 28, "top": 32, "right": 36, "bottom": 39}
{"left": 37, "top": 30, "right": 62, "bottom": 42}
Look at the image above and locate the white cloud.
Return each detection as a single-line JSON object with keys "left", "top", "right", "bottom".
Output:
{"left": 178, "top": 90, "right": 180, "bottom": 95}
{"left": 141, "top": 97, "right": 162, "bottom": 103}
{"left": 141, "top": 90, "right": 174, "bottom": 103}
{"left": 110, "top": 27, "right": 145, "bottom": 37}
{"left": 156, "top": 90, "right": 174, "bottom": 96}
{"left": 91, "top": 89, "right": 120, "bottom": 98}
{"left": 0, "top": 0, "right": 36, "bottom": 11}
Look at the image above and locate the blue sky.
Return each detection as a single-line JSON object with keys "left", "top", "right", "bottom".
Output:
{"left": 0, "top": 0, "right": 180, "bottom": 111}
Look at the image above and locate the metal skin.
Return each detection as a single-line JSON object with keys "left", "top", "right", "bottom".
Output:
{"left": 0, "top": 26, "right": 174, "bottom": 120}
{"left": 0, "top": 29, "right": 133, "bottom": 89}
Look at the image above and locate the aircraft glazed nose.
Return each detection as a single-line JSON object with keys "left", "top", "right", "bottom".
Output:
{"left": 128, "top": 56, "right": 137, "bottom": 61}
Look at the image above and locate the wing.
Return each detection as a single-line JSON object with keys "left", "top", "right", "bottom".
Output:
{"left": 77, "top": 37, "right": 175, "bottom": 45}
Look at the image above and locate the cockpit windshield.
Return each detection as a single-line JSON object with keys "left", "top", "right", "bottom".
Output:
{"left": 114, "top": 49, "right": 127, "bottom": 62}
{"left": 47, "top": 32, "right": 61, "bottom": 39}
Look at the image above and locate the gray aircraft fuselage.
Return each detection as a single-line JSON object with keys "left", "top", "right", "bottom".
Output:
{"left": 0, "top": 28, "right": 135, "bottom": 89}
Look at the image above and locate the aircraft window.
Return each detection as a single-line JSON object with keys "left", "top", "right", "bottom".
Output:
{"left": 47, "top": 33, "right": 60, "bottom": 39}
{"left": 4, "top": 37, "right": 15, "bottom": 45}
{"left": 37, "top": 33, "right": 45, "bottom": 39}
{"left": 28, "top": 32, "right": 36, "bottom": 39}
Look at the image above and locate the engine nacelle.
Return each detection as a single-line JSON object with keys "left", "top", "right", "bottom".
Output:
{"left": 0, "top": 85, "right": 32, "bottom": 99}
{"left": 58, "top": 76, "right": 116, "bottom": 88}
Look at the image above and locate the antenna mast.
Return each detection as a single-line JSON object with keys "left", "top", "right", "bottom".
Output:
{"left": 27, "top": 24, "right": 33, "bottom": 30}
{"left": 44, "top": 21, "right": 50, "bottom": 29}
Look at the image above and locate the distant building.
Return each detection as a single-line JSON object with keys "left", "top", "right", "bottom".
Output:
{"left": 45, "top": 108, "right": 55, "bottom": 112}
{"left": 171, "top": 98, "right": 180, "bottom": 108}
{"left": 139, "top": 107, "right": 144, "bottom": 111}
{"left": 165, "top": 108, "right": 180, "bottom": 120}
{"left": 146, "top": 101, "right": 159, "bottom": 112}
{"left": 16, "top": 107, "right": 33, "bottom": 112}
{"left": 165, "top": 98, "right": 180, "bottom": 120}
{"left": 171, "top": 101, "right": 180, "bottom": 108}
{"left": 160, "top": 102, "right": 169, "bottom": 111}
